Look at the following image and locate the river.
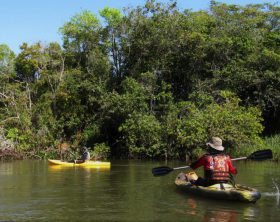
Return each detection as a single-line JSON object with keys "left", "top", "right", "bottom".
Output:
{"left": 0, "top": 160, "right": 279, "bottom": 221}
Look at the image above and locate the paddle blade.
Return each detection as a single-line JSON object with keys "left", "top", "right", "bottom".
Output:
{"left": 247, "top": 149, "right": 273, "bottom": 161}
{"left": 152, "top": 166, "right": 174, "bottom": 176}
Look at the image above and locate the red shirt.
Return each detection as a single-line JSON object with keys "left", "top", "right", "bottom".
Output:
{"left": 191, "top": 154, "right": 237, "bottom": 175}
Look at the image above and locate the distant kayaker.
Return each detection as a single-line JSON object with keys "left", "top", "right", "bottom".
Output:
{"left": 190, "top": 137, "right": 237, "bottom": 187}
{"left": 74, "top": 146, "right": 91, "bottom": 164}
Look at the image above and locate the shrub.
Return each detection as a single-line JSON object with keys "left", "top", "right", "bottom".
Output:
{"left": 119, "top": 112, "right": 163, "bottom": 158}
{"left": 92, "top": 143, "right": 111, "bottom": 160}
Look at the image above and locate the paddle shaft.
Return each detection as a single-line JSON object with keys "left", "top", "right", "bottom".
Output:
{"left": 167, "top": 157, "right": 245, "bottom": 171}
{"left": 152, "top": 149, "right": 272, "bottom": 176}
{"left": 173, "top": 166, "right": 191, "bottom": 170}
{"left": 232, "top": 157, "right": 247, "bottom": 161}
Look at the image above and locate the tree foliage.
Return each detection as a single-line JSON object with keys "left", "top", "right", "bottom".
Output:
{"left": 1, "top": 1, "right": 279, "bottom": 160}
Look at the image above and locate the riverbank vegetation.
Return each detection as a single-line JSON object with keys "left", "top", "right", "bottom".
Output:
{"left": 0, "top": 0, "right": 279, "bottom": 161}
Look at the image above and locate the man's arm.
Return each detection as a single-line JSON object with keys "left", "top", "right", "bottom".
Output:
{"left": 227, "top": 157, "right": 237, "bottom": 174}
{"left": 190, "top": 156, "right": 205, "bottom": 170}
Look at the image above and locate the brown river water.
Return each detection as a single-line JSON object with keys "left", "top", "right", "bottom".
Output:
{"left": 0, "top": 160, "right": 279, "bottom": 221}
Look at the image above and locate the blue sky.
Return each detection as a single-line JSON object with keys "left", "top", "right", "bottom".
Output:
{"left": 0, "top": 0, "right": 276, "bottom": 54}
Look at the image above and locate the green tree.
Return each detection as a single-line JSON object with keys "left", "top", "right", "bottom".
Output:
{"left": 176, "top": 91, "right": 264, "bottom": 159}
{"left": 201, "top": 3, "right": 280, "bottom": 133}
{"left": 100, "top": 7, "right": 124, "bottom": 79}
{"left": 119, "top": 112, "right": 162, "bottom": 158}
{"left": 59, "top": 10, "right": 105, "bottom": 70}
{"left": 15, "top": 42, "right": 47, "bottom": 82}
{"left": 0, "top": 44, "right": 15, "bottom": 75}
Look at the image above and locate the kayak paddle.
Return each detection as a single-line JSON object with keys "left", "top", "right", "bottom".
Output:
{"left": 232, "top": 149, "right": 272, "bottom": 161}
{"left": 152, "top": 166, "right": 190, "bottom": 177}
{"left": 152, "top": 149, "right": 273, "bottom": 177}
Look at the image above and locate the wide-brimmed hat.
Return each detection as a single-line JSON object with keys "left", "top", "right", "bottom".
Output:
{"left": 206, "top": 137, "right": 224, "bottom": 151}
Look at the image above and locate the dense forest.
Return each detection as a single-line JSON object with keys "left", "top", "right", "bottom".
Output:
{"left": 0, "top": 0, "right": 279, "bottom": 161}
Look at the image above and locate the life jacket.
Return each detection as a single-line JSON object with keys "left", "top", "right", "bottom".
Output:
{"left": 81, "top": 150, "right": 90, "bottom": 161}
{"left": 204, "top": 154, "right": 230, "bottom": 182}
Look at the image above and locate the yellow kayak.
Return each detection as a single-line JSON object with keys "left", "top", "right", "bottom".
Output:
{"left": 48, "top": 159, "right": 111, "bottom": 169}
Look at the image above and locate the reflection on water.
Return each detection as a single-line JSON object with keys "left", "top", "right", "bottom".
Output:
{"left": 184, "top": 197, "right": 259, "bottom": 222}
{"left": 186, "top": 198, "right": 197, "bottom": 216}
{"left": 0, "top": 162, "right": 14, "bottom": 175}
{"left": 48, "top": 164, "right": 111, "bottom": 173}
{"left": 205, "top": 209, "right": 237, "bottom": 222}
{"left": 0, "top": 160, "right": 280, "bottom": 221}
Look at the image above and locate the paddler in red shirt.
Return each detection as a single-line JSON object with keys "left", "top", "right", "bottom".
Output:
{"left": 190, "top": 137, "right": 237, "bottom": 187}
